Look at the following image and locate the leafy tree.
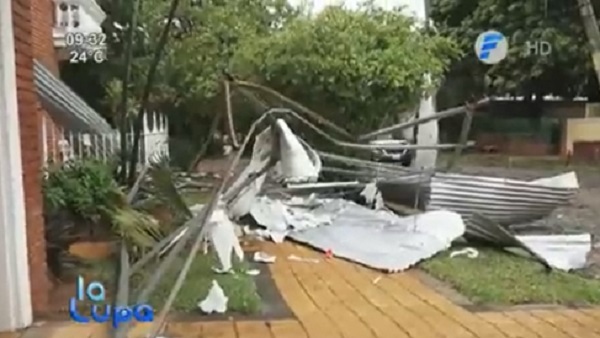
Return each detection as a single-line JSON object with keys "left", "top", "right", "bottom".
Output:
{"left": 233, "top": 4, "right": 460, "bottom": 133}
{"left": 62, "top": 1, "right": 460, "bottom": 167}
{"left": 431, "top": 0, "right": 598, "bottom": 107}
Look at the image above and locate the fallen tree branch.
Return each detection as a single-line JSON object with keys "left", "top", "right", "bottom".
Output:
{"left": 358, "top": 98, "right": 489, "bottom": 141}
{"left": 232, "top": 80, "right": 354, "bottom": 139}
{"left": 223, "top": 80, "right": 239, "bottom": 148}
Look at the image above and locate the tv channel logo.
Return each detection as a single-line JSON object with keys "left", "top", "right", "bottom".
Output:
{"left": 474, "top": 30, "right": 508, "bottom": 64}
{"left": 69, "top": 275, "right": 154, "bottom": 328}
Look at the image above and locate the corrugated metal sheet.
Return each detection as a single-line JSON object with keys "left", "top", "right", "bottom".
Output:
{"left": 33, "top": 59, "right": 112, "bottom": 133}
{"left": 427, "top": 172, "right": 577, "bottom": 226}
{"left": 468, "top": 213, "right": 591, "bottom": 271}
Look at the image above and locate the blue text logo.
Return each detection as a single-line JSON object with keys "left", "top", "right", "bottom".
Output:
{"left": 69, "top": 276, "right": 154, "bottom": 328}
{"left": 474, "top": 30, "right": 508, "bottom": 64}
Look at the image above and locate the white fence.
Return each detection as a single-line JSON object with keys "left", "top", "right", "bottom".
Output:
{"left": 42, "top": 113, "right": 169, "bottom": 167}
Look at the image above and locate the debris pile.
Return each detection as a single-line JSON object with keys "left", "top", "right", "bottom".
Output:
{"left": 199, "top": 115, "right": 592, "bottom": 274}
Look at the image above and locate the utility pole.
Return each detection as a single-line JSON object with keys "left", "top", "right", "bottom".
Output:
{"left": 577, "top": 0, "right": 600, "bottom": 84}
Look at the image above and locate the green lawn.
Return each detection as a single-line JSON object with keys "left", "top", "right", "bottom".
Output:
{"left": 132, "top": 253, "right": 261, "bottom": 314}
{"left": 421, "top": 247, "right": 600, "bottom": 306}
{"left": 83, "top": 252, "right": 261, "bottom": 314}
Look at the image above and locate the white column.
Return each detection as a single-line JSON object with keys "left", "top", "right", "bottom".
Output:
{"left": 0, "top": 0, "right": 34, "bottom": 331}
{"left": 41, "top": 115, "right": 48, "bottom": 164}
{"left": 413, "top": 90, "right": 439, "bottom": 169}
{"left": 411, "top": 0, "right": 439, "bottom": 170}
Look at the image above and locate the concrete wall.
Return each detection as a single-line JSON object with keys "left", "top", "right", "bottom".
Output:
{"left": 565, "top": 118, "right": 600, "bottom": 154}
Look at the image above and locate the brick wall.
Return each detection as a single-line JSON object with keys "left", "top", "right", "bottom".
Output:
{"left": 12, "top": 0, "right": 50, "bottom": 314}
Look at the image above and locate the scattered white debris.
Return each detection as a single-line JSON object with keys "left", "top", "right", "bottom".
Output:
{"left": 360, "top": 182, "right": 385, "bottom": 209}
{"left": 189, "top": 203, "right": 205, "bottom": 215}
{"left": 360, "top": 182, "right": 377, "bottom": 199}
{"left": 243, "top": 226, "right": 288, "bottom": 243}
{"left": 450, "top": 247, "right": 479, "bottom": 259}
{"left": 245, "top": 269, "right": 260, "bottom": 276}
{"left": 268, "top": 230, "right": 288, "bottom": 243}
{"left": 253, "top": 251, "right": 276, "bottom": 263}
{"left": 372, "top": 276, "right": 382, "bottom": 284}
{"left": 199, "top": 280, "right": 228, "bottom": 314}
{"left": 209, "top": 205, "right": 244, "bottom": 272}
{"left": 287, "top": 254, "right": 320, "bottom": 263}
{"left": 211, "top": 267, "right": 233, "bottom": 274}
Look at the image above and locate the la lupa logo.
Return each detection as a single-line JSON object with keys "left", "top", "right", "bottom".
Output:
{"left": 69, "top": 275, "right": 154, "bottom": 328}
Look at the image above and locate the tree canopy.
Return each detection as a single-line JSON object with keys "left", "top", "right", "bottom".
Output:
{"left": 233, "top": 4, "right": 459, "bottom": 132}
{"left": 431, "top": 0, "right": 598, "bottom": 106}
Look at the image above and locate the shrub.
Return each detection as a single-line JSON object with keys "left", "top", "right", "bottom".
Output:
{"left": 42, "top": 158, "right": 163, "bottom": 278}
{"left": 43, "top": 159, "right": 122, "bottom": 226}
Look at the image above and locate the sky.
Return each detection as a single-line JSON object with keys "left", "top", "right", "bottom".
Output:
{"left": 288, "top": 0, "right": 427, "bottom": 20}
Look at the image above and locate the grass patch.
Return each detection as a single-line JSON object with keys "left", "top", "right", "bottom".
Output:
{"left": 132, "top": 253, "right": 261, "bottom": 314}
{"left": 182, "top": 191, "right": 213, "bottom": 205}
{"left": 421, "top": 247, "right": 600, "bottom": 306}
{"left": 80, "top": 253, "right": 261, "bottom": 314}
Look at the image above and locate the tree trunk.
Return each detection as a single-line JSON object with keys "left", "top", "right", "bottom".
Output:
{"left": 117, "top": 0, "right": 140, "bottom": 183}
{"left": 127, "top": 0, "right": 182, "bottom": 185}
{"left": 578, "top": 0, "right": 600, "bottom": 84}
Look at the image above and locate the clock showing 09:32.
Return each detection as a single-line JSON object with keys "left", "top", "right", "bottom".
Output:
{"left": 65, "top": 32, "right": 107, "bottom": 47}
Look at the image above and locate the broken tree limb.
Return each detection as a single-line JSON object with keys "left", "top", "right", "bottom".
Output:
{"left": 232, "top": 80, "right": 354, "bottom": 139}
{"left": 577, "top": 0, "right": 600, "bottom": 85}
{"left": 224, "top": 80, "right": 239, "bottom": 148}
{"left": 358, "top": 98, "right": 489, "bottom": 141}
{"left": 279, "top": 107, "right": 472, "bottom": 151}
{"left": 234, "top": 84, "right": 270, "bottom": 111}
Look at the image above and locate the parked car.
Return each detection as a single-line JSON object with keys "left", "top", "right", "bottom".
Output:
{"left": 369, "top": 139, "right": 414, "bottom": 166}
